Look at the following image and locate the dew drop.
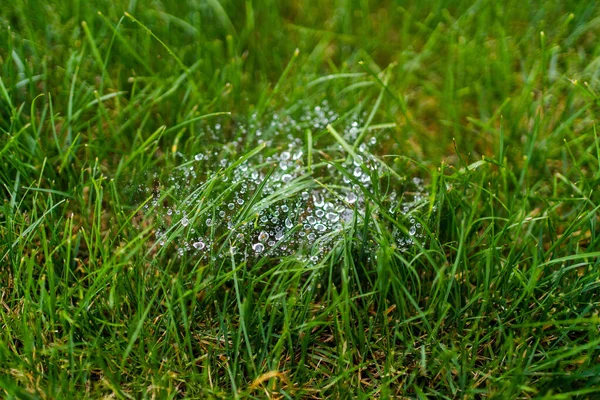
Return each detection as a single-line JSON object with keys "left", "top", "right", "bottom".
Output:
{"left": 346, "top": 192, "right": 358, "bottom": 204}
{"left": 326, "top": 212, "right": 339, "bottom": 222}
{"left": 281, "top": 174, "right": 293, "bottom": 183}
{"left": 253, "top": 243, "right": 264, "bottom": 254}
{"left": 313, "top": 193, "right": 324, "bottom": 207}
{"left": 258, "top": 231, "right": 269, "bottom": 242}
{"left": 193, "top": 240, "right": 205, "bottom": 250}
{"left": 206, "top": 218, "right": 213, "bottom": 227}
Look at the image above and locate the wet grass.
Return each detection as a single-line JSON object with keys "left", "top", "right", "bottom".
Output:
{"left": 1, "top": 0, "right": 600, "bottom": 398}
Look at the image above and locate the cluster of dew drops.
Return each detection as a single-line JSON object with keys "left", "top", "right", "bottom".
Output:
{"left": 139, "top": 101, "right": 428, "bottom": 265}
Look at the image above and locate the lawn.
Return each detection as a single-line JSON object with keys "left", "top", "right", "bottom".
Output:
{"left": 1, "top": 0, "right": 600, "bottom": 398}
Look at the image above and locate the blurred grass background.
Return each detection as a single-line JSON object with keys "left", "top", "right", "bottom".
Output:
{"left": 3, "top": 1, "right": 599, "bottom": 166}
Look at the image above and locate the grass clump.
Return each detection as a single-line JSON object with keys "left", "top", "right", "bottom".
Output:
{"left": 1, "top": 1, "right": 600, "bottom": 398}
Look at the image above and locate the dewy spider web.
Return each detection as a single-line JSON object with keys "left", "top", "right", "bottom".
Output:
{"left": 136, "top": 102, "right": 428, "bottom": 264}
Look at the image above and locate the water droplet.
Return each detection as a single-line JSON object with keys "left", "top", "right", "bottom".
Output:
{"left": 237, "top": 198, "right": 244, "bottom": 205}
{"left": 280, "top": 151, "right": 291, "bottom": 161}
{"left": 206, "top": 218, "right": 213, "bottom": 227}
{"left": 195, "top": 153, "right": 203, "bottom": 161}
{"left": 315, "top": 223, "right": 326, "bottom": 232}
{"left": 313, "top": 193, "right": 324, "bottom": 207}
{"left": 326, "top": 212, "right": 339, "bottom": 222}
{"left": 253, "top": 243, "right": 264, "bottom": 254}
{"left": 285, "top": 218, "right": 294, "bottom": 229}
{"left": 193, "top": 240, "right": 205, "bottom": 250}
{"left": 409, "top": 226, "right": 416, "bottom": 236}
{"left": 346, "top": 192, "right": 358, "bottom": 204}
{"left": 353, "top": 167, "right": 362, "bottom": 177}
{"left": 281, "top": 174, "right": 292, "bottom": 183}
{"left": 258, "top": 231, "right": 269, "bottom": 242}
{"left": 181, "top": 217, "right": 189, "bottom": 227}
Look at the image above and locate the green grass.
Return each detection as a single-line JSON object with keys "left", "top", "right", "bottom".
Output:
{"left": 2, "top": 0, "right": 600, "bottom": 398}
